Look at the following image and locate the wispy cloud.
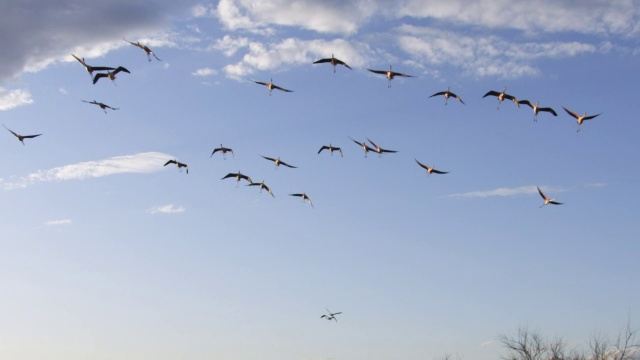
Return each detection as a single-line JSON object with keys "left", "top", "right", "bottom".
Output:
{"left": 584, "top": 182, "right": 606, "bottom": 189}
{"left": 447, "top": 185, "right": 564, "bottom": 199}
{"left": 1, "top": 152, "right": 173, "bottom": 190}
{"left": 0, "top": 87, "right": 33, "bottom": 110}
{"left": 147, "top": 204, "right": 186, "bottom": 214}
{"left": 45, "top": 219, "right": 72, "bottom": 226}
{"left": 192, "top": 67, "right": 218, "bottom": 76}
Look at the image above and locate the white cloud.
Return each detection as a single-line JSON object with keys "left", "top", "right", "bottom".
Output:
{"left": 147, "top": 204, "right": 186, "bottom": 214}
{"left": 0, "top": 87, "right": 33, "bottom": 110}
{"left": 45, "top": 219, "right": 72, "bottom": 226}
{"left": 192, "top": 67, "right": 218, "bottom": 76}
{"left": 2, "top": 152, "right": 174, "bottom": 190}
{"left": 447, "top": 185, "right": 564, "bottom": 199}
{"left": 396, "top": 25, "right": 596, "bottom": 78}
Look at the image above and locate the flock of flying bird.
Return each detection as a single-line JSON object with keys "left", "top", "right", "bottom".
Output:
{"left": 4, "top": 46, "right": 600, "bottom": 212}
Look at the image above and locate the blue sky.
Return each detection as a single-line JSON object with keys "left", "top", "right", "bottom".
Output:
{"left": 1, "top": 1, "right": 639, "bottom": 359}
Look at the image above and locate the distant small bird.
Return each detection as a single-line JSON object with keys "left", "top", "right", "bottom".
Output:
{"left": 82, "top": 100, "right": 119, "bottom": 113}
{"left": 93, "top": 66, "right": 130, "bottom": 85}
{"left": 562, "top": 107, "right": 602, "bottom": 132}
{"left": 123, "top": 38, "right": 161, "bottom": 61}
{"left": 3, "top": 124, "right": 42, "bottom": 145}
{"left": 261, "top": 156, "right": 297, "bottom": 168}
{"left": 537, "top": 186, "right": 562, "bottom": 207}
{"left": 429, "top": 87, "right": 465, "bottom": 105}
{"left": 483, "top": 86, "right": 519, "bottom": 110}
{"left": 415, "top": 159, "right": 449, "bottom": 175}
{"left": 519, "top": 100, "right": 557, "bottom": 121}
{"left": 367, "top": 138, "right": 397, "bottom": 156}
{"left": 164, "top": 159, "right": 188, "bottom": 174}
{"left": 313, "top": 54, "right": 352, "bottom": 73}
{"left": 222, "top": 171, "right": 253, "bottom": 186}
{"left": 321, "top": 308, "right": 342, "bottom": 322}
{"left": 71, "top": 54, "right": 115, "bottom": 77}
{"left": 318, "top": 144, "right": 343, "bottom": 157}
{"left": 211, "top": 144, "right": 234, "bottom": 159}
{"left": 247, "top": 180, "right": 275, "bottom": 197}
{"left": 349, "top": 137, "right": 376, "bottom": 158}
{"left": 290, "top": 193, "right": 313, "bottom": 207}
{"left": 252, "top": 78, "right": 293, "bottom": 95}
{"left": 367, "top": 65, "right": 414, "bottom": 88}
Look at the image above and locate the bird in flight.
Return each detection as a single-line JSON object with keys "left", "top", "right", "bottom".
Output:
{"left": 367, "top": 65, "right": 414, "bottom": 88}
{"left": 252, "top": 79, "right": 293, "bottom": 95}
{"left": 483, "top": 86, "right": 519, "bottom": 110}
{"left": 261, "top": 156, "right": 297, "bottom": 168}
{"left": 349, "top": 137, "right": 376, "bottom": 158}
{"left": 429, "top": 87, "right": 465, "bottom": 105}
{"left": 518, "top": 100, "right": 557, "bottom": 121}
{"left": 222, "top": 171, "right": 253, "bottom": 186}
{"left": 537, "top": 186, "right": 562, "bottom": 207}
{"left": 247, "top": 180, "right": 275, "bottom": 197}
{"left": 313, "top": 54, "right": 352, "bottom": 73}
{"left": 321, "top": 309, "right": 342, "bottom": 322}
{"left": 82, "top": 100, "right": 119, "bottom": 113}
{"left": 3, "top": 124, "right": 42, "bottom": 145}
{"left": 367, "top": 138, "right": 397, "bottom": 156}
{"left": 415, "top": 159, "right": 449, "bottom": 175}
{"left": 123, "top": 38, "right": 161, "bottom": 61}
{"left": 164, "top": 159, "right": 188, "bottom": 174}
{"left": 93, "top": 66, "right": 130, "bottom": 85}
{"left": 318, "top": 144, "right": 343, "bottom": 157}
{"left": 211, "top": 144, "right": 234, "bottom": 159}
{"left": 290, "top": 193, "right": 313, "bottom": 207}
{"left": 71, "top": 54, "right": 115, "bottom": 77}
{"left": 562, "top": 107, "right": 602, "bottom": 132}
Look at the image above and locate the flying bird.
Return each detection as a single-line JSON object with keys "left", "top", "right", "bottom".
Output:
{"left": 71, "top": 54, "right": 115, "bottom": 77}
{"left": 222, "top": 171, "right": 253, "bottom": 186}
{"left": 518, "top": 100, "right": 557, "bottom": 121}
{"left": 562, "top": 107, "right": 602, "bottom": 132}
{"left": 247, "top": 180, "right": 275, "bottom": 197}
{"left": 290, "top": 193, "right": 313, "bottom": 207}
{"left": 211, "top": 144, "right": 234, "bottom": 159}
{"left": 537, "top": 186, "right": 562, "bottom": 207}
{"left": 367, "top": 138, "right": 397, "bottom": 156}
{"left": 93, "top": 66, "right": 130, "bottom": 85}
{"left": 252, "top": 79, "right": 293, "bottom": 95}
{"left": 261, "top": 156, "right": 297, "bottom": 168}
{"left": 321, "top": 309, "right": 342, "bottom": 322}
{"left": 415, "top": 159, "right": 449, "bottom": 175}
{"left": 367, "top": 65, "right": 414, "bottom": 88}
{"left": 313, "top": 54, "right": 352, "bottom": 73}
{"left": 123, "top": 38, "right": 161, "bottom": 61}
{"left": 82, "top": 100, "right": 119, "bottom": 113}
{"left": 349, "top": 137, "right": 376, "bottom": 158}
{"left": 429, "top": 87, "right": 465, "bottom": 105}
{"left": 318, "top": 144, "right": 343, "bottom": 157}
{"left": 3, "top": 124, "right": 41, "bottom": 145}
{"left": 483, "top": 86, "right": 519, "bottom": 110}
{"left": 164, "top": 159, "right": 188, "bottom": 174}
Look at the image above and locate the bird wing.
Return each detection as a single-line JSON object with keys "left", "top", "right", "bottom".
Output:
{"left": 114, "top": 66, "right": 130, "bottom": 74}
{"left": 367, "top": 69, "right": 388, "bottom": 75}
{"left": 164, "top": 160, "right": 177, "bottom": 166}
{"left": 92, "top": 73, "right": 108, "bottom": 84}
{"left": 338, "top": 60, "right": 352, "bottom": 69}
{"left": 211, "top": 148, "right": 221, "bottom": 156}
{"left": 91, "top": 66, "right": 116, "bottom": 71}
{"left": 452, "top": 93, "right": 465, "bottom": 104}
{"left": 272, "top": 84, "right": 293, "bottom": 92}
{"left": 280, "top": 161, "right": 297, "bottom": 168}
{"left": 262, "top": 155, "right": 276, "bottom": 162}
{"left": 313, "top": 58, "right": 331, "bottom": 64}
{"left": 550, "top": 201, "right": 563, "bottom": 205}
{"left": 22, "top": 134, "right": 42, "bottom": 139}
{"left": 583, "top": 113, "right": 602, "bottom": 121}
{"left": 3, "top": 125, "right": 20, "bottom": 138}
{"left": 222, "top": 173, "right": 236, "bottom": 180}
{"left": 71, "top": 54, "right": 86, "bottom": 65}
{"left": 252, "top": 80, "right": 268, "bottom": 87}
{"left": 537, "top": 187, "right": 549, "bottom": 201}
{"left": 366, "top": 138, "right": 380, "bottom": 150}
{"left": 318, "top": 146, "right": 328, "bottom": 154}
{"left": 431, "top": 169, "right": 449, "bottom": 174}
{"left": 482, "top": 90, "right": 501, "bottom": 98}
{"left": 349, "top": 137, "right": 364, "bottom": 146}
{"left": 540, "top": 107, "right": 557, "bottom": 116}
{"left": 415, "top": 159, "right": 429, "bottom": 170}
{"left": 380, "top": 148, "right": 397, "bottom": 153}
{"left": 338, "top": 148, "right": 343, "bottom": 157}
{"left": 562, "top": 107, "right": 580, "bottom": 119}
{"left": 391, "top": 71, "right": 414, "bottom": 78}
{"left": 519, "top": 100, "right": 533, "bottom": 108}
{"left": 429, "top": 91, "right": 447, "bottom": 98}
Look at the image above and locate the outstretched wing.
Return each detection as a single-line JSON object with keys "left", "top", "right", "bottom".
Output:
{"left": 537, "top": 186, "right": 548, "bottom": 201}
{"left": 164, "top": 160, "right": 177, "bottom": 166}
{"left": 272, "top": 84, "right": 293, "bottom": 92}
{"left": 431, "top": 169, "right": 449, "bottom": 174}
{"left": 367, "top": 69, "right": 388, "bottom": 75}
{"left": 483, "top": 90, "right": 501, "bottom": 98}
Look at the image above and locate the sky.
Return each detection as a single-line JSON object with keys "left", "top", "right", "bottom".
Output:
{"left": 1, "top": 1, "right": 639, "bottom": 359}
